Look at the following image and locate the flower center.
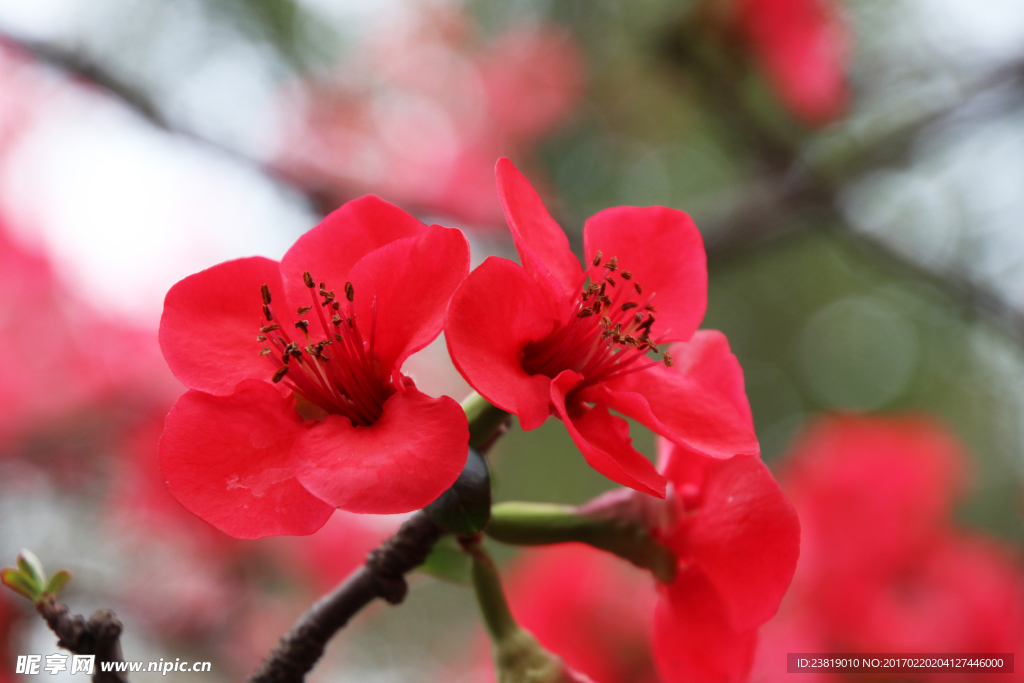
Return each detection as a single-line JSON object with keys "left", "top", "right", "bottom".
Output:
{"left": 521, "top": 252, "right": 672, "bottom": 387}
{"left": 256, "top": 272, "right": 391, "bottom": 426}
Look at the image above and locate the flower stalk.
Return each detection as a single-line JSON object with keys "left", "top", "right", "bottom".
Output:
{"left": 487, "top": 496, "right": 677, "bottom": 583}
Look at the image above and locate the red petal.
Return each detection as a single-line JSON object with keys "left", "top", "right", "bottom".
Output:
{"left": 160, "top": 257, "right": 285, "bottom": 395}
{"left": 690, "top": 454, "right": 801, "bottom": 631}
{"left": 159, "top": 382, "right": 333, "bottom": 539}
{"left": 669, "top": 331, "right": 753, "bottom": 431}
{"left": 652, "top": 567, "right": 758, "bottom": 683}
{"left": 280, "top": 195, "right": 426, "bottom": 307}
{"left": 292, "top": 385, "right": 468, "bottom": 513}
{"left": 593, "top": 364, "right": 759, "bottom": 460}
{"left": 583, "top": 206, "right": 707, "bottom": 343}
{"left": 551, "top": 370, "right": 666, "bottom": 497}
{"left": 445, "top": 256, "right": 557, "bottom": 431}
{"left": 496, "top": 158, "right": 583, "bottom": 301}
{"left": 346, "top": 224, "right": 470, "bottom": 375}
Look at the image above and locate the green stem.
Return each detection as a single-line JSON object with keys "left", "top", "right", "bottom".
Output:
{"left": 468, "top": 542, "right": 518, "bottom": 642}
{"left": 487, "top": 501, "right": 678, "bottom": 583}
{"left": 462, "top": 392, "right": 510, "bottom": 452}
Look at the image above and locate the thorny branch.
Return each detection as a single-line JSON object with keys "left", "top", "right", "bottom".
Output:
{"left": 35, "top": 593, "right": 128, "bottom": 683}
{"left": 246, "top": 511, "right": 444, "bottom": 683}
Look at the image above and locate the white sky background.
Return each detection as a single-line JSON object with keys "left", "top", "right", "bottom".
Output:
{"left": 0, "top": 0, "right": 1023, "bottom": 326}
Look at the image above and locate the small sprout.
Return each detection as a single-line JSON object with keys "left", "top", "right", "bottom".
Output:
{"left": 2, "top": 550, "right": 72, "bottom": 605}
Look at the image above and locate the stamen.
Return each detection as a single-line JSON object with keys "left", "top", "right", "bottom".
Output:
{"left": 257, "top": 334, "right": 267, "bottom": 342}
{"left": 605, "top": 276, "right": 616, "bottom": 287}
{"left": 261, "top": 284, "right": 272, "bottom": 304}
{"left": 621, "top": 302, "right": 639, "bottom": 311}
{"left": 295, "top": 320, "right": 309, "bottom": 331}
{"left": 592, "top": 251, "right": 602, "bottom": 266}
{"left": 620, "top": 271, "right": 632, "bottom": 280}
{"left": 297, "top": 305, "right": 312, "bottom": 314}
{"left": 272, "top": 366, "right": 289, "bottom": 383}
{"left": 634, "top": 282, "right": 643, "bottom": 294}
{"left": 604, "top": 256, "right": 618, "bottom": 271}
{"left": 303, "top": 271, "right": 315, "bottom": 288}
{"left": 261, "top": 324, "right": 280, "bottom": 333}
{"left": 577, "top": 307, "right": 595, "bottom": 318}
{"left": 345, "top": 281, "right": 355, "bottom": 302}
{"left": 263, "top": 304, "right": 273, "bottom": 321}
{"left": 663, "top": 352, "right": 673, "bottom": 367}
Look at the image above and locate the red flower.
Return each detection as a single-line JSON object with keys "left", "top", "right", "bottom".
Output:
{"left": 752, "top": 416, "right": 1024, "bottom": 682}
{"left": 735, "top": 0, "right": 850, "bottom": 125}
{"left": 489, "top": 333, "right": 798, "bottom": 683}
{"left": 503, "top": 545, "right": 658, "bottom": 683}
{"left": 159, "top": 196, "right": 471, "bottom": 538}
{"left": 446, "top": 159, "right": 758, "bottom": 497}
{"left": 649, "top": 331, "right": 799, "bottom": 683}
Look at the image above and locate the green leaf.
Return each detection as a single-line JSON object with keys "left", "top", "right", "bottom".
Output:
{"left": 424, "top": 448, "right": 491, "bottom": 535}
{"left": 16, "top": 550, "right": 45, "bottom": 587}
{"left": 44, "top": 570, "right": 72, "bottom": 596}
{"left": 1, "top": 568, "right": 40, "bottom": 602}
{"left": 417, "top": 536, "right": 472, "bottom": 584}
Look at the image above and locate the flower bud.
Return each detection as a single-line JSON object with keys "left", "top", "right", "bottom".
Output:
{"left": 492, "top": 627, "right": 596, "bottom": 683}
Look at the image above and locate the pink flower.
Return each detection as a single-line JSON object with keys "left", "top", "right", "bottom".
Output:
{"left": 446, "top": 159, "right": 758, "bottom": 497}
{"left": 735, "top": 0, "right": 850, "bottom": 125}
{"left": 158, "top": 196, "right": 471, "bottom": 538}
{"left": 274, "top": 7, "right": 583, "bottom": 227}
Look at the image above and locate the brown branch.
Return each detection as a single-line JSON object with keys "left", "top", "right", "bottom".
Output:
{"left": 246, "top": 511, "right": 443, "bottom": 683}
{"left": 0, "top": 31, "right": 328, "bottom": 212}
{"left": 36, "top": 594, "right": 128, "bottom": 683}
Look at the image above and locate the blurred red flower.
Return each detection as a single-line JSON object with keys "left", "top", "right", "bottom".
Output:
{"left": 0, "top": 222, "right": 174, "bottom": 451}
{"left": 158, "top": 196, "right": 470, "bottom": 538}
{"left": 446, "top": 159, "right": 758, "bottom": 497}
{"left": 274, "top": 5, "right": 583, "bottom": 227}
{"left": 732, "top": 0, "right": 850, "bottom": 125}
{"left": 752, "top": 416, "right": 1024, "bottom": 681}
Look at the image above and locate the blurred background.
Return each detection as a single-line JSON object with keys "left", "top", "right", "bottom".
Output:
{"left": 1, "top": 0, "right": 1024, "bottom": 680}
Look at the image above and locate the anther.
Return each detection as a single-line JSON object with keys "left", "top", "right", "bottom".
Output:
{"left": 295, "top": 320, "right": 310, "bottom": 331}
{"left": 621, "top": 271, "right": 632, "bottom": 280}
{"left": 345, "top": 282, "right": 355, "bottom": 302}
{"left": 332, "top": 301, "right": 341, "bottom": 310}
{"left": 272, "top": 366, "right": 289, "bottom": 383}
{"left": 303, "top": 271, "right": 315, "bottom": 288}
{"left": 601, "top": 316, "right": 611, "bottom": 326}
{"left": 297, "top": 305, "right": 312, "bottom": 315}
{"left": 593, "top": 301, "right": 603, "bottom": 315}
{"left": 621, "top": 302, "right": 639, "bottom": 311}
{"left": 332, "top": 314, "right": 343, "bottom": 326}
{"left": 605, "top": 276, "right": 616, "bottom": 287}
{"left": 259, "top": 348, "right": 271, "bottom": 355}
{"left": 263, "top": 304, "right": 273, "bottom": 321}
{"left": 260, "top": 324, "right": 280, "bottom": 333}
{"left": 645, "top": 304, "right": 657, "bottom": 312}
{"left": 261, "top": 284, "right": 272, "bottom": 304}
{"left": 663, "top": 352, "right": 673, "bottom": 367}
{"left": 256, "top": 334, "right": 267, "bottom": 342}
{"left": 592, "top": 251, "right": 602, "bottom": 266}
{"left": 577, "top": 307, "right": 595, "bottom": 318}
{"left": 604, "top": 257, "right": 618, "bottom": 271}
{"left": 634, "top": 282, "right": 643, "bottom": 295}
